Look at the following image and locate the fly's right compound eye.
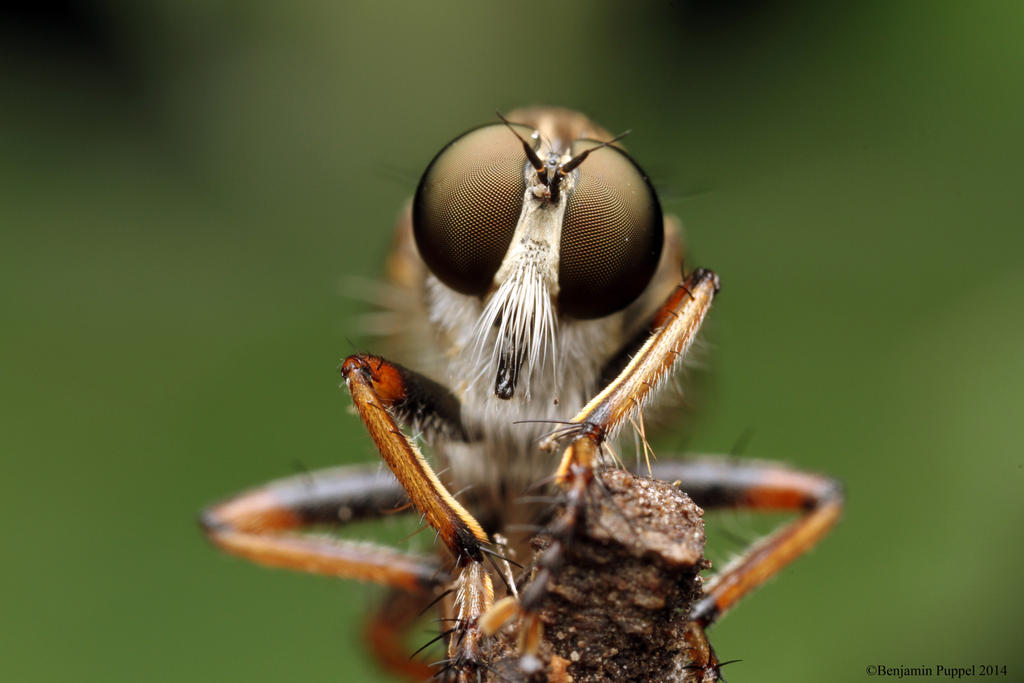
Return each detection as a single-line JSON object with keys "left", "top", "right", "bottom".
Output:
{"left": 557, "top": 140, "right": 663, "bottom": 319}
{"left": 413, "top": 123, "right": 532, "bottom": 296}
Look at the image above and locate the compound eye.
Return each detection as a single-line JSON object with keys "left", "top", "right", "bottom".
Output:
{"left": 558, "top": 140, "right": 663, "bottom": 319}
{"left": 413, "top": 123, "right": 532, "bottom": 296}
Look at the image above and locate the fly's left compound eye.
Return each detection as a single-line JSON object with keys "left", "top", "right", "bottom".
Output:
{"left": 413, "top": 123, "right": 533, "bottom": 296}
{"left": 558, "top": 141, "right": 663, "bottom": 319}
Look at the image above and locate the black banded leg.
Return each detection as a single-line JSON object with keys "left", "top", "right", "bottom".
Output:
{"left": 202, "top": 464, "right": 452, "bottom": 680}
{"left": 648, "top": 457, "right": 843, "bottom": 626}
{"left": 201, "top": 464, "right": 445, "bottom": 592}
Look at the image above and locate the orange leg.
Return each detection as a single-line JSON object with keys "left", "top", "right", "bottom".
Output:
{"left": 201, "top": 464, "right": 451, "bottom": 680}
{"left": 514, "top": 268, "right": 837, "bottom": 681}
{"left": 551, "top": 267, "right": 721, "bottom": 456}
{"left": 513, "top": 269, "right": 722, "bottom": 654}
{"left": 554, "top": 267, "right": 720, "bottom": 509}
{"left": 339, "top": 354, "right": 494, "bottom": 680}
{"left": 366, "top": 589, "right": 438, "bottom": 682}
{"left": 649, "top": 457, "right": 843, "bottom": 626}
{"left": 201, "top": 464, "right": 445, "bottom": 592}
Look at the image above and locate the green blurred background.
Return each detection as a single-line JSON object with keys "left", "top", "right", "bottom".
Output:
{"left": 2, "top": 2, "right": 1022, "bottom": 681}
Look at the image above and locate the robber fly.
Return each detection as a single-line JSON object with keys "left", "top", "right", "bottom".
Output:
{"left": 201, "top": 107, "right": 842, "bottom": 682}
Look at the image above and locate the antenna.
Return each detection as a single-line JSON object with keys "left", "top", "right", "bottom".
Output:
{"left": 496, "top": 111, "right": 547, "bottom": 184}
{"left": 548, "top": 129, "right": 631, "bottom": 203}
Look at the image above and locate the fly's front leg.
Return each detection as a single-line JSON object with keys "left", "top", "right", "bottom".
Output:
{"left": 340, "top": 353, "right": 494, "bottom": 679}
{"left": 649, "top": 457, "right": 843, "bottom": 626}
{"left": 502, "top": 269, "right": 721, "bottom": 659}
{"left": 555, "top": 267, "right": 719, "bottom": 494}
{"left": 560, "top": 267, "right": 720, "bottom": 448}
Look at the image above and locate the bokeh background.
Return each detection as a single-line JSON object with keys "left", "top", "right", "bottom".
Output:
{"left": 2, "top": 2, "right": 1022, "bottom": 681}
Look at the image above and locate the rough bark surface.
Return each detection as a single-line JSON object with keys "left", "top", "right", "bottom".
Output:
{"left": 487, "top": 469, "right": 709, "bottom": 682}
